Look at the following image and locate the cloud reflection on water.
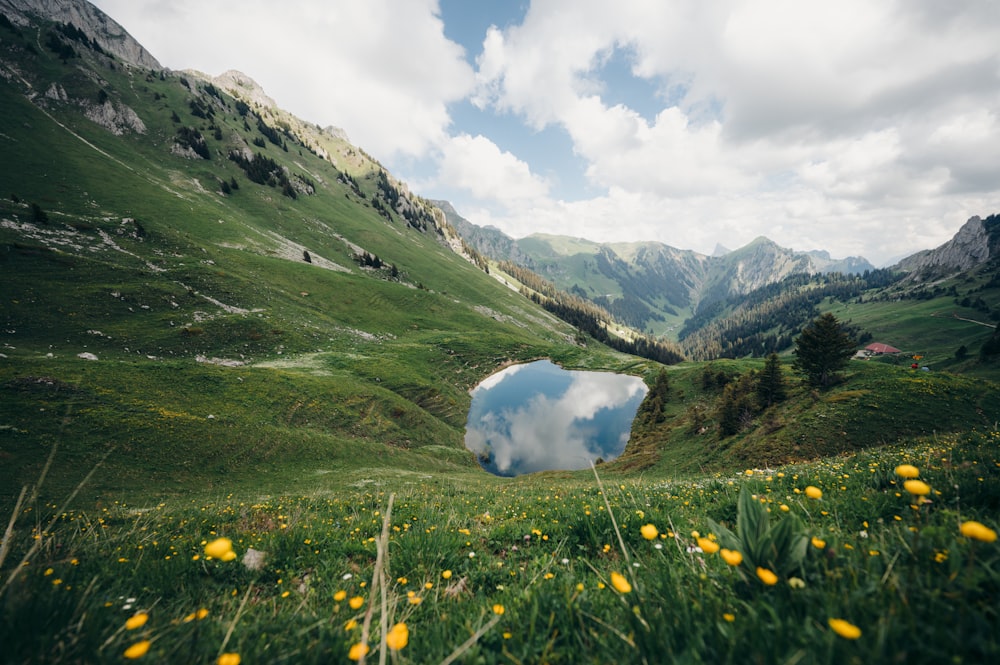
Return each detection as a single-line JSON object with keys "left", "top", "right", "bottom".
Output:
{"left": 465, "top": 360, "right": 647, "bottom": 476}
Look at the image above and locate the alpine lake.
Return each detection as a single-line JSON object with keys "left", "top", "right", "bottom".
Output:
{"left": 464, "top": 360, "right": 648, "bottom": 476}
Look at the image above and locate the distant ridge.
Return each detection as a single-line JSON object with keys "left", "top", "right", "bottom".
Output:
{"left": 438, "top": 201, "right": 876, "bottom": 336}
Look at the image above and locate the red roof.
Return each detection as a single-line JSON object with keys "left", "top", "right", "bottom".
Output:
{"left": 866, "top": 342, "right": 901, "bottom": 354}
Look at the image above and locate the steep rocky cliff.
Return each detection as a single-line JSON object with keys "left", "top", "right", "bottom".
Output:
{"left": 895, "top": 216, "right": 996, "bottom": 280}
{"left": 0, "top": 0, "right": 160, "bottom": 69}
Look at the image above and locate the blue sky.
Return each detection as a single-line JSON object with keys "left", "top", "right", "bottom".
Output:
{"left": 89, "top": 0, "right": 1000, "bottom": 266}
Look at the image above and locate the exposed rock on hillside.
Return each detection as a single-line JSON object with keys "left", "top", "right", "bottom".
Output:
{"left": 0, "top": 0, "right": 161, "bottom": 70}
{"left": 895, "top": 216, "right": 995, "bottom": 280}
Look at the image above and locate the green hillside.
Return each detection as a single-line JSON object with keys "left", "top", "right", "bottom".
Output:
{"left": 2, "top": 6, "right": 999, "bottom": 664}
{"left": 0, "top": 13, "right": 642, "bottom": 501}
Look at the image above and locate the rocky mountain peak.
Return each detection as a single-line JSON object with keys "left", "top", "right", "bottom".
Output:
{"left": 0, "top": 0, "right": 161, "bottom": 69}
{"left": 896, "top": 216, "right": 993, "bottom": 279}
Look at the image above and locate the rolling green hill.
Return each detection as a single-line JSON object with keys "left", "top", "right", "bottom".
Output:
{"left": 2, "top": 5, "right": 1000, "bottom": 664}
{"left": 0, "top": 6, "right": 648, "bottom": 501}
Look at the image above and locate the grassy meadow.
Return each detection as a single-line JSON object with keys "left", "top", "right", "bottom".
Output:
{"left": 2, "top": 427, "right": 998, "bottom": 664}
{"left": 2, "top": 19, "right": 1000, "bottom": 664}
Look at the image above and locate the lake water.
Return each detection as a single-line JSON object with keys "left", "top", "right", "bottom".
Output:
{"left": 464, "top": 360, "right": 648, "bottom": 477}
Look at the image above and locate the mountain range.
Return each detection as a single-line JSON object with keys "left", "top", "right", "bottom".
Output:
{"left": 1, "top": 0, "right": 998, "bottom": 499}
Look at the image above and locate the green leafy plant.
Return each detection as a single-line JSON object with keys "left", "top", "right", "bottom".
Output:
{"left": 708, "top": 486, "right": 809, "bottom": 579}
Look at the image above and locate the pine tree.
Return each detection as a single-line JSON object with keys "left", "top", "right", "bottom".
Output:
{"left": 757, "top": 352, "right": 786, "bottom": 408}
{"left": 792, "top": 313, "right": 856, "bottom": 387}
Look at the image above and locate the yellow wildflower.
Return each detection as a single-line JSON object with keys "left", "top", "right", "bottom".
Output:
{"left": 125, "top": 612, "right": 148, "bottom": 630}
{"left": 492, "top": 604, "right": 505, "bottom": 615}
{"left": 960, "top": 520, "right": 998, "bottom": 543}
{"left": 828, "top": 618, "right": 862, "bottom": 639}
{"left": 756, "top": 567, "right": 778, "bottom": 586}
{"left": 720, "top": 549, "right": 743, "bottom": 566}
{"left": 196, "top": 608, "right": 209, "bottom": 620}
{"left": 385, "top": 623, "right": 409, "bottom": 651}
{"left": 334, "top": 590, "right": 347, "bottom": 602}
{"left": 723, "top": 613, "right": 735, "bottom": 622}
{"left": 123, "top": 640, "right": 151, "bottom": 659}
{"left": 811, "top": 536, "right": 826, "bottom": 549}
{"left": 217, "top": 654, "right": 241, "bottom": 665}
{"left": 640, "top": 524, "right": 658, "bottom": 540}
{"left": 345, "top": 619, "right": 358, "bottom": 631}
{"left": 903, "top": 480, "right": 931, "bottom": 496}
{"left": 442, "top": 570, "right": 452, "bottom": 580}
{"left": 348, "top": 596, "right": 364, "bottom": 610}
{"left": 805, "top": 486, "right": 822, "bottom": 500}
{"left": 204, "top": 537, "right": 234, "bottom": 560}
{"left": 610, "top": 572, "right": 632, "bottom": 594}
{"left": 894, "top": 464, "right": 919, "bottom": 479}
{"left": 348, "top": 643, "right": 369, "bottom": 661}
{"left": 697, "top": 537, "right": 720, "bottom": 554}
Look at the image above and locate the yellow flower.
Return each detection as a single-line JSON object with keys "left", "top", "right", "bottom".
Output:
{"left": 894, "top": 464, "right": 920, "bottom": 479}
{"left": 697, "top": 537, "right": 720, "bottom": 554}
{"left": 756, "top": 567, "right": 778, "bottom": 586}
{"left": 125, "top": 612, "right": 148, "bottom": 630}
{"left": 828, "top": 618, "right": 862, "bottom": 639}
{"left": 640, "top": 524, "right": 658, "bottom": 540}
{"left": 348, "top": 596, "right": 364, "bottom": 610}
{"left": 344, "top": 619, "right": 358, "bottom": 631}
{"left": 123, "top": 640, "right": 151, "bottom": 659}
{"left": 334, "top": 590, "right": 347, "bottom": 602}
{"left": 348, "top": 643, "right": 369, "bottom": 661}
{"left": 217, "top": 654, "right": 241, "bottom": 665}
{"left": 811, "top": 536, "right": 826, "bottom": 549}
{"left": 610, "top": 572, "right": 632, "bottom": 594}
{"left": 720, "top": 549, "right": 743, "bottom": 566}
{"left": 442, "top": 569, "right": 452, "bottom": 580}
{"left": 492, "top": 604, "right": 505, "bottom": 615}
{"left": 960, "top": 520, "right": 998, "bottom": 543}
{"left": 196, "top": 608, "right": 209, "bottom": 620}
{"left": 204, "top": 537, "right": 234, "bottom": 560}
{"left": 385, "top": 622, "right": 409, "bottom": 650}
{"left": 722, "top": 613, "right": 735, "bottom": 622}
{"left": 903, "top": 479, "right": 931, "bottom": 496}
{"left": 805, "top": 486, "right": 822, "bottom": 500}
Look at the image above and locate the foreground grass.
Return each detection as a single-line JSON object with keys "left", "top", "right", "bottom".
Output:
{"left": 2, "top": 431, "right": 998, "bottom": 664}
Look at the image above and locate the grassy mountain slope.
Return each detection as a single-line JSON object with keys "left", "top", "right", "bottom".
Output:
{"left": 0, "top": 12, "right": 646, "bottom": 501}
{"left": 2, "top": 7, "right": 1000, "bottom": 664}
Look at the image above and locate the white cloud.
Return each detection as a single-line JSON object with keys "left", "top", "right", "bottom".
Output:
{"left": 463, "top": 0, "right": 1000, "bottom": 265}
{"left": 437, "top": 134, "right": 550, "bottom": 205}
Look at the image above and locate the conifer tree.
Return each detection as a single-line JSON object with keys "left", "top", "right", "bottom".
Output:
{"left": 792, "top": 313, "right": 856, "bottom": 387}
{"left": 757, "top": 352, "right": 786, "bottom": 408}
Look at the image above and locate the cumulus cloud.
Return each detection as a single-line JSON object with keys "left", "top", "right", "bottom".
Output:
{"left": 437, "top": 134, "right": 550, "bottom": 205}
{"left": 462, "top": 0, "right": 1000, "bottom": 264}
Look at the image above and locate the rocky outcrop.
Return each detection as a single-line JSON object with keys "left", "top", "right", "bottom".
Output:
{"left": 895, "top": 216, "right": 992, "bottom": 279}
{"left": 83, "top": 98, "right": 146, "bottom": 135}
{"left": 0, "top": 0, "right": 161, "bottom": 69}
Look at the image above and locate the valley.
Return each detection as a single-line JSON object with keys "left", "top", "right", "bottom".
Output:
{"left": 0, "top": 2, "right": 998, "bottom": 663}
